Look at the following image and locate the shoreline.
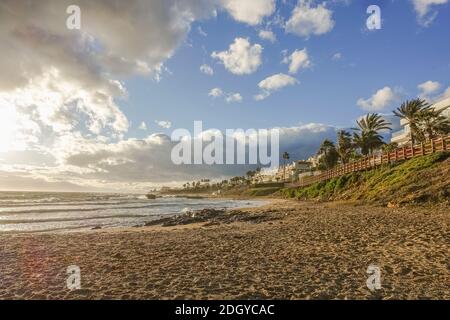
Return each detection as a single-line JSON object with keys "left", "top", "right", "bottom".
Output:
{"left": 0, "top": 199, "right": 448, "bottom": 299}
{"left": 0, "top": 196, "right": 270, "bottom": 235}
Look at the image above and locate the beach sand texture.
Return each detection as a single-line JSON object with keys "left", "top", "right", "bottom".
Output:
{"left": 0, "top": 200, "right": 448, "bottom": 300}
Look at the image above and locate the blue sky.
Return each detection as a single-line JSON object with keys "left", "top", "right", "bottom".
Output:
{"left": 123, "top": 0, "right": 450, "bottom": 138}
{"left": 0, "top": 0, "right": 449, "bottom": 192}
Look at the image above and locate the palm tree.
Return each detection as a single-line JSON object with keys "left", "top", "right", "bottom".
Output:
{"left": 282, "top": 152, "right": 290, "bottom": 181}
{"left": 317, "top": 139, "right": 339, "bottom": 170}
{"left": 393, "top": 99, "right": 431, "bottom": 144}
{"left": 355, "top": 113, "right": 392, "bottom": 133}
{"left": 417, "top": 108, "right": 450, "bottom": 140}
{"left": 353, "top": 113, "right": 391, "bottom": 155}
{"left": 336, "top": 130, "right": 353, "bottom": 164}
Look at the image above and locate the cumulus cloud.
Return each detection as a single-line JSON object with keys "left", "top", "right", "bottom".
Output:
{"left": 155, "top": 120, "right": 172, "bottom": 129}
{"left": 226, "top": 93, "right": 243, "bottom": 103}
{"left": 258, "top": 73, "right": 299, "bottom": 91}
{"left": 0, "top": 0, "right": 222, "bottom": 92}
{"left": 357, "top": 86, "right": 400, "bottom": 111}
{"left": 0, "top": 0, "right": 224, "bottom": 156}
{"left": 208, "top": 88, "right": 224, "bottom": 97}
{"left": 418, "top": 80, "right": 441, "bottom": 99}
{"left": 283, "top": 49, "right": 312, "bottom": 74}
{"left": 0, "top": 0, "right": 340, "bottom": 192}
{"left": 255, "top": 73, "right": 298, "bottom": 101}
{"left": 212, "top": 38, "right": 263, "bottom": 75}
{"left": 208, "top": 88, "right": 242, "bottom": 103}
{"left": 200, "top": 64, "right": 214, "bottom": 75}
{"left": 220, "top": 0, "right": 276, "bottom": 25}
{"left": 258, "top": 30, "right": 277, "bottom": 42}
{"left": 0, "top": 0, "right": 274, "bottom": 159}
{"left": 0, "top": 71, "right": 129, "bottom": 151}
{"left": 411, "top": 0, "right": 449, "bottom": 26}
{"left": 416, "top": 81, "right": 450, "bottom": 102}
{"left": 0, "top": 122, "right": 338, "bottom": 192}
{"left": 285, "top": 0, "right": 335, "bottom": 38}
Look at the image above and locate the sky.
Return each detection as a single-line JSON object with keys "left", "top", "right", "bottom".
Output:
{"left": 0, "top": 0, "right": 449, "bottom": 192}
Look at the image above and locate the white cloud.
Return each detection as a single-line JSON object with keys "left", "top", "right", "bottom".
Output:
{"left": 220, "top": 0, "right": 276, "bottom": 25}
{"left": 411, "top": 0, "right": 448, "bottom": 26}
{"left": 258, "top": 73, "right": 299, "bottom": 91}
{"left": 283, "top": 49, "right": 312, "bottom": 74}
{"left": 200, "top": 64, "right": 214, "bottom": 75}
{"left": 0, "top": 1, "right": 223, "bottom": 93}
{"left": 258, "top": 30, "right": 277, "bottom": 42}
{"left": 226, "top": 93, "right": 243, "bottom": 103}
{"left": 285, "top": 0, "right": 335, "bottom": 38}
{"left": 155, "top": 120, "right": 172, "bottom": 129}
{"left": 416, "top": 81, "right": 450, "bottom": 102}
{"left": 0, "top": 0, "right": 341, "bottom": 192}
{"left": 255, "top": 73, "right": 298, "bottom": 100}
{"left": 332, "top": 52, "right": 342, "bottom": 61}
{"left": 357, "top": 86, "right": 400, "bottom": 111}
{"left": 418, "top": 80, "right": 441, "bottom": 99}
{"left": 0, "top": 71, "right": 129, "bottom": 153}
{"left": 208, "top": 88, "right": 242, "bottom": 103}
{"left": 0, "top": 0, "right": 227, "bottom": 161}
{"left": 212, "top": 38, "right": 263, "bottom": 75}
{"left": 0, "top": 123, "right": 338, "bottom": 192}
{"left": 208, "top": 88, "right": 224, "bottom": 97}
{"left": 138, "top": 122, "right": 147, "bottom": 130}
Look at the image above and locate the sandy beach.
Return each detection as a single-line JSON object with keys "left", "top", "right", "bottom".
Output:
{"left": 0, "top": 199, "right": 448, "bottom": 300}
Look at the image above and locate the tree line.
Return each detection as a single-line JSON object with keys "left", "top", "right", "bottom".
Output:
{"left": 315, "top": 98, "right": 450, "bottom": 170}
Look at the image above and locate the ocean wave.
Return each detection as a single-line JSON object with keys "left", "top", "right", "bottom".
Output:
{"left": 0, "top": 202, "right": 184, "bottom": 215}
{"left": 0, "top": 213, "right": 160, "bottom": 224}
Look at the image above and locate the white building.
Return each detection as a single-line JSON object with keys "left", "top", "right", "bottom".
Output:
{"left": 391, "top": 97, "right": 450, "bottom": 145}
{"left": 274, "top": 160, "right": 312, "bottom": 182}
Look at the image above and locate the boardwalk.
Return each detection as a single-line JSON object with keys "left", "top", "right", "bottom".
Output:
{"left": 287, "top": 135, "right": 450, "bottom": 188}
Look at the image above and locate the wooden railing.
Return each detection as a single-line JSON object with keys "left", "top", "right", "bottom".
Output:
{"left": 286, "top": 135, "right": 450, "bottom": 188}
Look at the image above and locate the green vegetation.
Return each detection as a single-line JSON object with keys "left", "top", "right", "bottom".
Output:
{"left": 317, "top": 139, "right": 339, "bottom": 170}
{"left": 353, "top": 113, "right": 392, "bottom": 156}
{"left": 394, "top": 99, "right": 450, "bottom": 145}
{"left": 281, "top": 152, "right": 450, "bottom": 206}
{"left": 315, "top": 101, "right": 450, "bottom": 167}
{"left": 165, "top": 99, "right": 449, "bottom": 198}
{"left": 252, "top": 182, "right": 285, "bottom": 189}
{"left": 244, "top": 187, "right": 282, "bottom": 197}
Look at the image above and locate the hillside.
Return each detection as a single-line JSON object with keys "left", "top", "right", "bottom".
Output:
{"left": 281, "top": 152, "right": 450, "bottom": 206}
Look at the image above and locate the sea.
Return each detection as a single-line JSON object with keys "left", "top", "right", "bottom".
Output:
{"left": 0, "top": 191, "right": 266, "bottom": 233}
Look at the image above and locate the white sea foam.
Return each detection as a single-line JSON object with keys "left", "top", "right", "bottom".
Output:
{"left": 0, "top": 192, "right": 266, "bottom": 233}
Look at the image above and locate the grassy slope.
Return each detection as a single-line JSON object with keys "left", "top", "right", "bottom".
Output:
{"left": 280, "top": 152, "right": 450, "bottom": 206}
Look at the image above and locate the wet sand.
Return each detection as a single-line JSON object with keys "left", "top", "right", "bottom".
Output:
{"left": 0, "top": 200, "right": 448, "bottom": 299}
